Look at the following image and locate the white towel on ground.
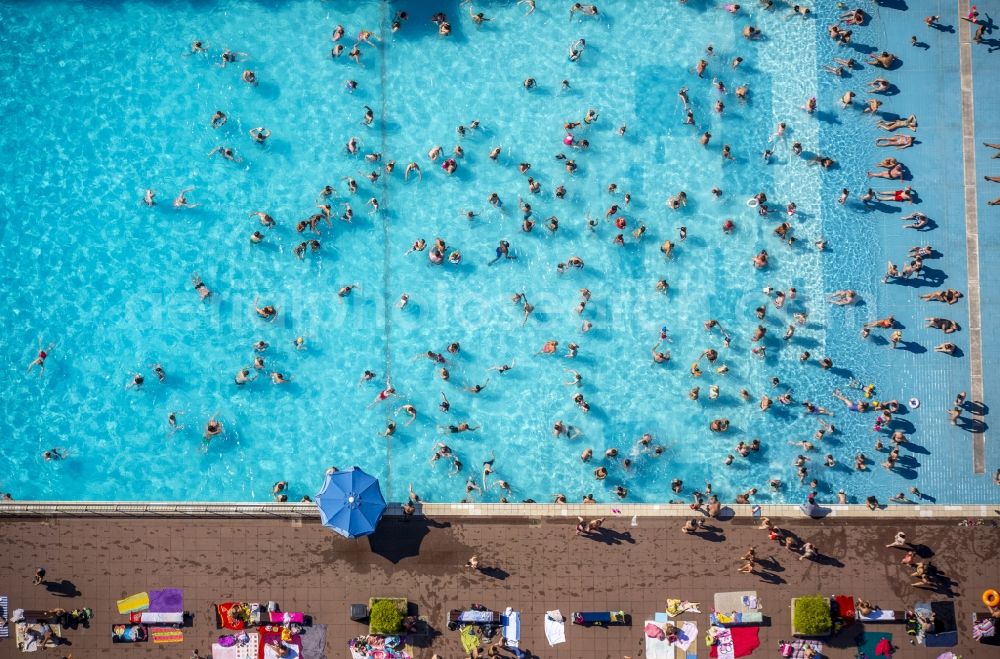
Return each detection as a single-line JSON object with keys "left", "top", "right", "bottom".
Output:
{"left": 212, "top": 643, "right": 239, "bottom": 659}
{"left": 644, "top": 621, "right": 673, "bottom": 659}
{"left": 544, "top": 610, "right": 565, "bottom": 646}
{"left": 675, "top": 621, "right": 698, "bottom": 652}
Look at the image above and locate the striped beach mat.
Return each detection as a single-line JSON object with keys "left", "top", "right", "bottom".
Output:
{"left": 0, "top": 596, "right": 9, "bottom": 638}
{"left": 150, "top": 627, "right": 183, "bottom": 643}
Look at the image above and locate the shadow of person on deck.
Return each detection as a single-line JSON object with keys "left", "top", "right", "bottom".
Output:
{"left": 955, "top": 416, "right": 988, "bottom": 433}
{"left": 44, "top": 580, "right": 82, "bottom": 598}
{"left": 961, "top": 400, "right": 989, "bottom": 416}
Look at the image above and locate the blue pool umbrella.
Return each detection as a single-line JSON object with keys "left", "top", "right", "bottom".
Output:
{"left": 315, "top": 467, "right": 387, "bottom": 538}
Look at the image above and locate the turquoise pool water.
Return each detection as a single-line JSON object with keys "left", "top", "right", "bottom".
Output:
{"left": 1, "top": 0, "right": 992, "bottom": 504}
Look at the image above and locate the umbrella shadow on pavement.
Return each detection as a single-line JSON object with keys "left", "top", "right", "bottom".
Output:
{"left": 367, "top": 517, "right": 451, "bottom": 564}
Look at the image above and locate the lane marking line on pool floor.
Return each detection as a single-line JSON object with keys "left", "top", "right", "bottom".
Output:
{"left": 957, "top": 0, "right": 986, "bottom": 474}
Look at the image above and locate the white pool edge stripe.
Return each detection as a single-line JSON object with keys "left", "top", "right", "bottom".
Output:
{"left": 0, "top": 500, "right": 991, "bottom": 518}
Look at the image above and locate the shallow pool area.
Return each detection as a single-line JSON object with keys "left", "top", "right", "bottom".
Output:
{"left": 0, "top": 0, "right": 994, "bottom": 504}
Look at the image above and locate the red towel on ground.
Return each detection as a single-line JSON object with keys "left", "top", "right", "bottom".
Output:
{"left": 709, "top": 627, "right": 761, "bottom": 658}
{"left": 217, "top": 602, "right": 246, "bottom": 630}
{"left": 257, "top": 625, "right": 301, "bottom": 659}
{"left": 835, "top": 595, "right": 856, "bottom": 621}
{"left": 875, "top": 637, "right": 892, "bottom": 656}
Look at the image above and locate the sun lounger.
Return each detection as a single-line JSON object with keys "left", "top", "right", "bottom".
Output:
{"left": 572, "top": 610, "right": 630, "bottom": 626}
{"left": 134, "top": 611, "right": 184, "bottom": 625}
{"left": 0, "top": 595, "right": 8, "bottom": 639}
{"left": 857, "top": 610, "right": 898, "bottom": 623}
{"left": 447, "top": 609, "right": 501, "bottom": 630}
{"left": 502, "top": 608, "right": 520, "bottom": 649}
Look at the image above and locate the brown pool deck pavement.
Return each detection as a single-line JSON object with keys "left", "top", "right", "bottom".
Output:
{"left": 1, "top": 513, "right": 998, "bottom": 658}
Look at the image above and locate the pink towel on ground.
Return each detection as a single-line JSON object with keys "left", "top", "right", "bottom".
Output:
{"left": 710, "top": 626, "right": 760, "bottom": 658}
{"left": 268, "top": 611, "right": 304, "bottom": 624}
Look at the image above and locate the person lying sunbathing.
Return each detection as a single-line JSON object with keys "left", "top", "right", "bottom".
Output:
{"left": 926, "top": 317, "right": 959, "bottom": 333}
{"left": 876, "top": 135, "right": 914, "bottom": 148}
{"left": 875, "top": 186, "right": 913, "bottom": 202}
{"left": 266, "top": 641, "right": 290, "bottom": 657}
{"left": 920, "top": 289, "right": 962, "bottom": 304}
{"left": 868, "top": 163, "right": 903, "bottom": 179}
{"left": 877, "top": 115, "right": 917, "bottom": 131}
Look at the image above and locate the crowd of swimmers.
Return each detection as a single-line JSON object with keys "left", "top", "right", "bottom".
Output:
{"left": 18, "top": 2, "right": 1000, "bottom": 506}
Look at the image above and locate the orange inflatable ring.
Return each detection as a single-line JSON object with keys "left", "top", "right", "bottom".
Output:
{"left": 983, "top": 589, "right": 1000, "bottom": 608}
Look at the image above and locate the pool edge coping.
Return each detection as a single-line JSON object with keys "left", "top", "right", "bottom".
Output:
{"left": 0, "top": 501, "right": 995, "bottom": 519}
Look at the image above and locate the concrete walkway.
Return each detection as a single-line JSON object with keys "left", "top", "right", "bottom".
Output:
{"left": 0, "top": 513, "right": 997, "bottom": 658}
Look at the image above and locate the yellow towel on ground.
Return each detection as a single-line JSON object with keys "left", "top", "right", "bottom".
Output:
{"left": 116, "top": 592, "right": 150, "bottom": 614}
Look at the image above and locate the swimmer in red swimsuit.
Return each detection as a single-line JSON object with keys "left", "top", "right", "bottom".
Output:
{"left": 367, "top": 385, "right": 396, "bottom": 408}
{"left": 26, "top": 340, "right": 55, "bottom": 376}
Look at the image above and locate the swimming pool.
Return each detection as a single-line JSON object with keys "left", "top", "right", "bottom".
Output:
{"left": 1, "top": 0, "right": 993, "bottom": 504}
